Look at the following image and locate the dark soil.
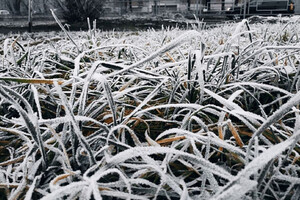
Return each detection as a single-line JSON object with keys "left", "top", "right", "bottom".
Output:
{"left": 0, "top": 16, "right": 225, "bottom": 34}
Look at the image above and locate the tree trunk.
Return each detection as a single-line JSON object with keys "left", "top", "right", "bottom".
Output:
{"left": 124, "top": 0, "right": 128, "bottom": 13}
{"left": 187, "top": 0, "right": 191, "bottom": 11}
{"left": 129, "top": 0, "right": 132, "bottom": 12}
{"left": 41, "top": 0, "right": 47, "bottom": 14}
{"left": 15, "top": 0, "right": 21, "bottom": 14}
{"left": 6, "top": 0, "right": 22, "bottom": 15}
{"left": 207, "top": 0, "right": 211, "bottom": 10}
{"left": 222, "top": 0, "right": 225, "bottom": 11}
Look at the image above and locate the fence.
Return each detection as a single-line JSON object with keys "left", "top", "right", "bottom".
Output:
{"left": 103, "top": 0, "right": 181, "bottom": 16}
{"left": 102, "top": 0, "right": 294, "bottom": 18}
{"left": 102, "top": 0, "right": 237, "bottom": 16}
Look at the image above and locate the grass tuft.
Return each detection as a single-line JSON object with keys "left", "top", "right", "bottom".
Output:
{"left": 0, "top": 15, "right": 300, "bottom": 199}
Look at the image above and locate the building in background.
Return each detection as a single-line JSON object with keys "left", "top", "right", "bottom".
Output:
{"left": 0, "top": 0, "right": 63, "bottom": 15}
{"left": 103, "top": 0, "right": 297, "bottom": 16}
{"left": 0, "top": 0, "right": 298, "bottom": 17}
{"left": 103, "top": 0, "right": 236, "bottom": 16}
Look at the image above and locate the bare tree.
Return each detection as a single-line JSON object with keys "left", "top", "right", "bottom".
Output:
{"left": 129, "top": 0, "right": 132, "bottom": 12}
{"left": 5, "top": 0, "right": 22, "bottom": 15}
{"left": 34, "top": 0, "right": 47, "bottom": 14}
{"left": 62, "top": 0, "right": 105, "bottom": 22}
{"left": 222, "top": 0, "right": 225, "bottom": 11}
{"left": 4, "top": 0, "right": 49, "bottom": 15}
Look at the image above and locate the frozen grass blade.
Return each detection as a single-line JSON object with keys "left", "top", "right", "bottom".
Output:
{"left": 0, "top": 127, "right": 32, "bottom": 145}
{"left": 155, "top": 128, "right": 246, "bottom": 158}
{"left": 46, "top": 124, "right": 72, "bottom": 169}
{"left": 227, "top": 120, "right": 244, "bottom": 148}
{"left": 8, "top": 176, "right": 27, "bottom": 200}
{"left": 54, "top": 81, "right": 96, "bottom": 165}
{"left": 247, "top": 90, "right": 300, "bottom": 159}
{"left": 108, "top": 30, "right": 202, "bottom": 77}
{"left": 41, "top": 182, "right": 87, "bottom": 200}
{"left": 50, "top": 9, "right": 80, "bottom": 53}
{"left": 0, "top": 77, "right": 64, "bottom": 85}
{"left": 24, "top": 175, "right": 40, "bottom": 200}
{"left": 194, "top": 43, "right": 206, "bottom": 104}
{"left": 0, "top": 85, "right": 47, "bottom": 168}
{"left": 100, "top": 75, "right": 117, "bottom": 126}
{"left": 214, "top": 130, "right": 300, "bottom": 199}
{"left": 212, "top": 178, "right": 257, "bottom": 200}
{"left": 106, "top": 146, "right": 233, "bottom": 180}
{"left": 121, "top": 78, "right": 168, "bottom": 124}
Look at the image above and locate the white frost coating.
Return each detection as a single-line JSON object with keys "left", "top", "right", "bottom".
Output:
{"left": 221, "top": 82, "right": 292, "bottom": 96}
{"left": 41, "top": 181, "right": 87, "bottom": 200}
{"left": 31, "top": 85, "right": 43, "bottom": 120}
{"left": 77, "top": 60, "right": 103, "bottom": 115}
{"left": 39, "top": 115, "right": 108, "bottom": 131}
{"left": 135, "top": 103, "right": 204, "bottom": 116}
{"left": 101, "top": 190, "right": 149, "bottom": 200}
{"left": 231, "top": 109, "right": 265, "bottom": 123}
{"left": 121, "top": 78, "right": 168, "bottom": 123}
{"left": 105, "top": 124, "right": 142, "bottom": 146}
{"left": 92, "top": 73, "right": 117, "bottom": 125}
{"left": 195, "top": 46, "right": 205, "bottom": 104}
{"left": 0, "top": 127, "right": 32, "bottom": 145}
{"left": 92, "top": 181, "right": 102, "bottom": 200}
{"left": 129, "top": 178, "right": 159, "bottom": 189}
{"left": 108, "top": 30, "right": 202, "bottom": 77}
{"left": 3, "top": 38, "right": 10, "bottom": 57}
{"left": 246, "top": 131, "right": 300, "bottom": 177}
{"left": 24, "top": 175, "right": 40, "bottom": 200}
{"left": 145, "top": 130, "right": 160, "bottom": 147}
{"left": 294, "top": 107, "right": 300, "bottom": 132}
{"left": 120, "top": 163, "right": 167, "bottom": 183}
{"left": 180, "top": 179, "right": 192, "bottom": 200}
{"left": 90, "top": 168, "right": 130, "bottom": 192}
{"left": 2, "top": 18, "right": 300, "bottom": 200}
{"left": 54, "top": 81, "right": 96, "bottom": 165}
{"left": 106, "top": 146, "right": 233, "bottom": 180}
{"left": 228, "top": 89, "right": 244, "bottom": 102}
{"left": 248, "top": 90, "right": 300, "bottom": 154}
{"left": 204, "top": 88, "right": 244, "bottom": 111}
{"left": 213, "top": 131, "right": 300, "bottom": 199}
{"left": 155, "top": 128, "right": 246, "bottom": 158}
{"left": 91, "top": 73, "right": 107, "bottom": 84}
{"left": 212, "top": 178, "right": 257, "bottom": 200}
{"left": 233, "top": 19, "right": 249, "bottom": 36}
{"left": 150, "top": 52, "right": 234, "bottom": 73}
{"left": 274, "top": 175, "right": 300, "bottom": 184}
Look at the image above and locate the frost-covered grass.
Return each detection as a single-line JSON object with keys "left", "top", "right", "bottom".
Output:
{"left": 0, "top": 15, "right": 300, "bottom": 199}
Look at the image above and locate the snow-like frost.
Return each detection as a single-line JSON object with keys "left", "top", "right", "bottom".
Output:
{"left": 106, "top": 146, "right": 233, "bottom": 180}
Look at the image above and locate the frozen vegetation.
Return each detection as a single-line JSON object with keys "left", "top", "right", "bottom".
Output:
{"left": 0, "top": 15, "right": 300, "bottom": 199}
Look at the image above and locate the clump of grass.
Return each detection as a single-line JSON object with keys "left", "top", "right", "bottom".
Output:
{"left": 0, "top": 15, "right": 300, "bottom": 199}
